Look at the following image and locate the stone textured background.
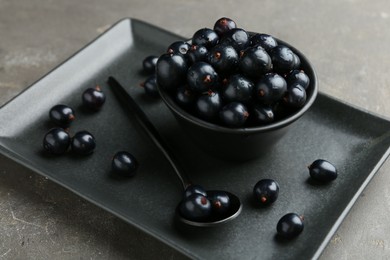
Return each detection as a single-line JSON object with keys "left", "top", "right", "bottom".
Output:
{"left": 1, "top": 0, "right": 390, "bottom": 259}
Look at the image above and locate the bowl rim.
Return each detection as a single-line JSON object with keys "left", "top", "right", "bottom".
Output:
{"left": 157, "top": 37, "right": 318, "bottom": 134}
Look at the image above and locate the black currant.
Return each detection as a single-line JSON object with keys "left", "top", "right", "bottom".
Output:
{"left": 82, "top": 86, "right": 106, "bottom": 110}
{"left": 184, "top": 184, "right": 207, "bottom": 198}
{"left": 49, "top": 104, "right": 75, "bottom": 128}
{"left": 178, "top": 193, "right": 212, "bottom": 221}
{"left": 195, "top": 91, "right": 222, "bottom": 121}
{"left": 213, "top": 17, "right": 237, "bottom": 37}
{"left": 277, "top": 213, "right": 304, "bottom": 239}
{"left": 251, "top": 105, "right": 274, "bottom": 124}
{"left": 192, "top": 28, "right": 219, "bottom": 49}
{"left": 219, "top": 102, "right": 249, "bottom": 127}
{"left": 221, "top": 74, "right": 253, "bottom": 104}
{"left": 207, "top": 44, "right": 238, "bottom": 75}
{"left": 42, "top": 128, "right": 70, "bottom": 155}
{"left": 239, "top": 45, "right": 272, "bottom": 78}
{"left": 253, "top": 179, "right": 279, "bottom": 206}
{"left": 112, "top": 151, "right": 139, "bottom": 177}
{"left": 167, "top": 41, "right": 191, "bottom": 55}
{"left": 174, "top": 86, "right": 196, "bottom": 110}
{"left": 142, "top": 55, "right": 158, "bottom": 74}
{"left": 187, "top": 62, "right": 219, "bottom": 93}
{"left": 250, "top": 33, "right": 278, "bottom": 51}
{"left": 207, "top": 190, "right": 230, "bottom": 216}
{"left": 141, "top": 75, "right": 159, "bottom": 98}
{"left": 156, "top": 53, "right": 188, "bottom": 92}
{"left": 187, "top": 45, "right": 209, "bottom": 64}
{"left": 270, "top": 45, "right": 296, "bottom": 74}
{"left": 254, "top": 73, "right": 287, "bottom": 104}
{"left": 71, "top": 131, "right": 96, "bottom": 155}
{"left": 308, "top": 159, "right": 338, "bottom": 183}
{"left": 284, "top": 83, "right": 307, "bottom": 108}
{"left": 220, "top": 28, "right": 250, "bottom": 52}
{"left": 286, "top": 70, "right": 310, "bottom": 90}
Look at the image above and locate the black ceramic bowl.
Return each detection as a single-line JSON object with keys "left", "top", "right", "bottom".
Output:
{"left": 158, "top": 39, "right": 318, "bottom": 161}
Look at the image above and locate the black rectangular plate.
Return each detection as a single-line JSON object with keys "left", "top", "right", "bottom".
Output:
{"left": 1, "top": 18, "right": 390, "bottom": 259}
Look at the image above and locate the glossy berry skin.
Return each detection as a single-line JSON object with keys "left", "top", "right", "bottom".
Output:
{"left": 179, "top": 193, "right": 212, "bottom": 221}
{"left": 187, "top": 45, "right": 209, "bottom": 64}
{"left": 167, "top": 41, "right": 191, "bottom": 55}
{"left": 220, "top": 28, "right": 250, "bottom": 52}
{"left": 253, "top": 179, "right": 279, "bottom": 206}
{"left": 187, "top": 62, "right": 219, "bottom": 93}
{"left": 156, "top": 53, "right": 188, "bottom": 92}
{"left": 213, "top": 17, "right": 237, "bottom": 37}
{"left": 49, "top": 104, "right": 75, "bottom": 128}
{"left": 284, "top": 83, "right": 307, "bottom": 108}
{"left": 221, "top": 74, "right": 253, "bottom": 104}
{"left": 270, "top": 45, "right": 296, "bottom": 74}
{"left": 82, "top": 86, "right": 106, "bottom": 110}
{"left": 277, "top": 213, "right": 304, "bottom": 239}
{"left": 286, "top": 70, "right": 310, "bottom": 90}
{"left": 254, "top": 73, "right": 287, "bottom": 104}
{"left": 239, "top": 46, "right": 272, "bottom": 78}
{"left": 184, "top": 184, "right": 207, "bottom": 198}
{"left": 141, "top": 75, "right": 159, "bottom": 98}
{"left": 192, "top": 28, "right": 219, "bottom": 49}
{"left": 112, "top": 151, "right": 139, "bottom": 177}
{"left": 251, "top": 105, "right": 274, "bottom": 124}
{"left": 71, "top": 131, "right": 96, "bottom": 155}
{"left": 207, "top": 190, "right": 230, "bottom": 216}
{"left": 219, "top": 102, "right": 249, "bottom": 127}
{"left": 292, "top": 53, "right": 301, "bottom": 70}
{"left": 142, "top": 55, "right": 158, "bottom": 74}
{"left": 207, "top": 44, "right": 238, "bottom": 75}
{"left": 43, "top": 128, "right": 70, "bottom": 155}
{"left": 196, "top": 91, "right": 222, "bottom": 121}
{"left": 308, "top": 159, "right": 338, "bottom": 182}
{"left": 250, "top": 33, "right": 278, "bottom": 51}
{"left": 175, "top": 86, "right": 196, "bottom": 110}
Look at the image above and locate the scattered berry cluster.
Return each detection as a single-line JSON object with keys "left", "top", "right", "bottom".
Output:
{"left": 141, "top": 17, "right": 311, "bottom": 128}
{"left": 42, "top": 86, "right": 139, "bottom": 177}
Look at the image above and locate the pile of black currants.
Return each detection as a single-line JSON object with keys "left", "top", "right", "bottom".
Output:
{"left": 152, "top": 17, "right": 310, "bottom": 128}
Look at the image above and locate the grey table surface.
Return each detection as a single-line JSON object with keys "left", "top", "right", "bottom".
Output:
{"left": 1, "top": 0, "right": 390, "bottom": 259}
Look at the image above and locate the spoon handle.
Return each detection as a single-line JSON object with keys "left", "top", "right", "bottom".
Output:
{"left": 108, "top": 76, "right": 190, "bottom": 190}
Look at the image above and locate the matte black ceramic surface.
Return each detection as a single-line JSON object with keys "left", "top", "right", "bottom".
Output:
{"left": 1, "top": 18, "right": 390, "bottom": 259}
{"left": 158, "top": 36, "right": 318, "bottom": 161}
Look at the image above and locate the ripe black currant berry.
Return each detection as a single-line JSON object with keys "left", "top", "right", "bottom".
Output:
{"left": 43, "top": 128, "right": 70, "bottom": 155}
{"left": 253, "top": 179, "right": 279, "bottom": 206}
{"left": 220, "top": 28, "right": 250, "bottom": 52}
{"left": 71, "top": 131, "right": 96, "bottom": 155}
{"left": 184, "top": 184, "right": 207, "bottom": 198}
{"left": 254, "top": 73, "right": 287, "bottom": 104}
{"left": 308, "top": 159, "right": 338, "bottom": 183}
{"left": 175, "top": 86, "right": 196, "bottom": 110}
{"left": 239, "top": 45, "right": 272, "bottom": 78}
{"left": 207, "top": 190, "right": 230, "bottom": 216}
{"left": 292, "top": 53, "right": 301, "bottom": 70}
{"left": 167, "top": 41, "right": 191, "bottom": 55}
{"left": 195, "top": 90, "right": 222, "bottom": 121}
{"left": 192, "top": 28, "right": 219, "bottom": 49}
{"left": 221, "top": 74, "right": 253, "bottom": 104}
{"left": 141, "top": 75, "right": 159, "bottom": 98}
{"left": 112, "top": 151, "right": 139, "bottom": 177}
{"left": 82, "top": 86, "right": 106, "bottom": 110}
{"left": 251, "top": 105, "right": 274, "bottom": 124}
{"left": 156, "top": 53, "right": 188, "bottom": 92}
{"left": 178, "top": 193, "right": 212, "bottom": 221}
{"left": 284, "top": 83, "right": 307, "bottom": 108}
{"left": 250, "top": 33, "right": 278, "bottom": 51}
{"left": 187, "top": 45, "right": 209, "bottom": 64}
{"left": 49, "top": 104, "right": 75, "bottom": 128}
{"left": 213, "top": 17, "right": 237, "bottom": 37}
{"left": 270, "top": 45, "right": 296, "bottom": 74}
{"left": 276, "top": 213, "right": 304, "bottom": 239}
{"left": 207, "top": 44, "right": 238, "bottom": 75}
{"left": 142, "top": 55, "right": 158, "bottom": 74}
{"left": 187, "top": 62, "right": 219, "bottom": 93}
{"left": 286, "top": 70, "right": 310, "bottom": 90}
{"left": 219, "top": 102, "right": 249, "bottom": 127}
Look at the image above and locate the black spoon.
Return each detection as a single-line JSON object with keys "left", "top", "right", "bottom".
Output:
{"left": 108, "top": 76, "right": 242, "bottom": 227}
